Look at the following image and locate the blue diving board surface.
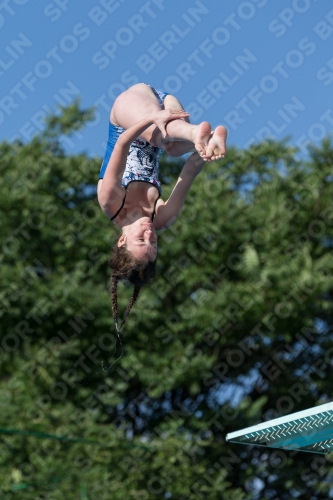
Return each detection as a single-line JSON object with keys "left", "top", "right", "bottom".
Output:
{"left": 226, "top": 402, "right": 333, "bottom": 454}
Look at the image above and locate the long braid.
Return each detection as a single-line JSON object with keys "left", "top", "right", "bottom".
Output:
{"left": 106, "top": 273, "right": 124, "bottom": 370}
{"left": 110, "top": 274, "right": 119, "bottom": 331}
{"left": 119, "top": 285, "right": 141, "bottom": 331}
{"left": 109, "top": 241, "right": 156, "bottom": 332}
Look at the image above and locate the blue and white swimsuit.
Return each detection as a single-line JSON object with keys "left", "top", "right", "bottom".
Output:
{"left": 99, "top": 85, "right": 168, "bottom": 201}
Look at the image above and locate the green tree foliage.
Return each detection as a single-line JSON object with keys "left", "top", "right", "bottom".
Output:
{"left": 1, "top": 105, "right": 333, "bottom": 499}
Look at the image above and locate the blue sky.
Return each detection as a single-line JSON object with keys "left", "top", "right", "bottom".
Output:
{"left": 1, "top": 0, "right": 333, "bottom": 159}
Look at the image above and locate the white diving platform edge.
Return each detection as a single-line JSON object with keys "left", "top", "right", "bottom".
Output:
{"left": 226, "top": 402, "right": 333, "bottom": 454}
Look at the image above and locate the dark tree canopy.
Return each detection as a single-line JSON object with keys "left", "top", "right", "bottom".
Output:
{"left": 1, "top": 105, "right": 333, "bottom": 499}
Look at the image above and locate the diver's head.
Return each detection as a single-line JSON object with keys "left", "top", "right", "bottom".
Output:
{"left": 117, "top": 217, "right": 157, "bottom": 263}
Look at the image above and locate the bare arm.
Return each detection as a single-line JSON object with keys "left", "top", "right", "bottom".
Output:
{"left": 154, "top": 152, "right": 206, "bottom": 230}
{"left": 98, "top": 116, "right": 154, "bottom": 211}
{"left": 98, "top": 109, "right": 189, "bottom": 213}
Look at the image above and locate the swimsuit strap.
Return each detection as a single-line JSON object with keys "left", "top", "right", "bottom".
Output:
{"left": 110, "top": 186, "right": 160, "bottom": 222}
{"left": 110, "top": 193, "right": 126, "bottom": 221}
{"left": 151, "top": 194, "right": 160, "bottom": 221}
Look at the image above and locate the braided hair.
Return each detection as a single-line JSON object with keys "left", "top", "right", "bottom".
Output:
{"left": 109, "top": 242, "right": 156, "bottom": 331}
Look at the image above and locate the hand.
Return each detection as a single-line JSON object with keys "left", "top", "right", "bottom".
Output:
{"left": 153, "top": 108, "right": 190, "bottom": 139}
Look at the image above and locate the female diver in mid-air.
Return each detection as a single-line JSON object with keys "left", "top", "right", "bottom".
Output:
{"left": 97, "top": 83, "right": 227, "bottom": 331}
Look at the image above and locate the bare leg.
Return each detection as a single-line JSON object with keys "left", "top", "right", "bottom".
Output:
{"left": 159, "top": 93, "right": 194, "bottom": 156}
{"left": 163, "top": 140, "right": 195, "bottom": 157}
{"left": 111, "top": 84, "right": 211, "bottom": 156}
{"left": 111, "top": 84, "right": 163, "bottom": 139}
{"left": 162, "top": 95, "right": 227, "bottom": 160}
{"left": 162, "top": 118, "right": 212, "bottom": 157}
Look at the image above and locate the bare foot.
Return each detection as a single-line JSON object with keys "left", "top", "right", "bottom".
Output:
{"left": 205, "top": 126, "right": 228, "bottom": 161}
{"left": 192, "top": 121, "right": 212, "bottom": 158}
